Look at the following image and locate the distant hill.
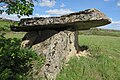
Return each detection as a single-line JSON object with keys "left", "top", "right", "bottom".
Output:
{"left": 0, "top": 18, "right": 18, "bottom": 31}
{"left": 79, "top": 28, "right": 120, "bottom": 37}
{"left": 0, "top": 18, "right": 17, "bottom": 22}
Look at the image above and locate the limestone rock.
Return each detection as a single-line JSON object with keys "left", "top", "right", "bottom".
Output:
{"left": 11, "top": 8, "right": 111, "bottom": 31}
{"left": 22, "top": 30, "right": 77, "bottom": 80}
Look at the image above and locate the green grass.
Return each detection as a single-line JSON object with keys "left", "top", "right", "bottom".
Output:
{"left": 57, "top": 35, "right": 120, "bottom": 80}
{"left": 0, "top": 31, "right": 26, "bottom": 39}
{"left": 4, "top": 32, "right": 26, "bottom": 39}
{"left": 0, "top": 19, "right": 25, "bottom": 39}
{"left": 79, "top": 28, "right": 120, "bottom": 37}
{"left": 0, "top": 20, "right": 13, "bottom": 31}
{"left": 0, "top": 19, "right": 18, "bottom": 31}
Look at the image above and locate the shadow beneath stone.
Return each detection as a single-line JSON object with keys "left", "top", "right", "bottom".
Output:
{"left": 33, "top": 30, "right": 58, "bottom": 45}
{"left": 77, "top": 45, "right": 89, "bottom": 53}
{"left": 79, "top": 45, "right": 89, "bottom": 51}
{"left": 76, "top": 45, "right": 90, "bottom": 57}
{"left": 21, "top": 30, "right": 58, "bottom": 48}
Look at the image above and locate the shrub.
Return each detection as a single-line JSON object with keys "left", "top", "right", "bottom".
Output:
{"left": 0, "top": 32, "right": 39, "bottom": 79}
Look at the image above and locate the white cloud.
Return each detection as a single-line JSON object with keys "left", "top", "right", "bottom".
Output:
{"left": 0, "top": 4, "right": 7, "bottom": 10}
{"left": 46, "top": 9, "right": 74, "bottom": 15}
{"left": 21, "top": 14, "right": 51, "bottom": 19}
{"left": 104, "top": 0, "right": 109, "bottom": 1}
{"left": 0, "top": 7, "right": 3, "bottom": 10}
{"left": 99, "top": 20, "right": 120, "bottom": 30}
{"left": 0, "top": 13, "right": 19, "bottom": 21}
{"left": 117, "top": 0, "right": 120, "bottom": 6}
{"left": 38, "top": 0, "right": 56, "bottom": 7}
{"left": 60, "top": 3, "right": 65, "bottom": 8}
{"left": 112, "top": 21, "right": 120, "bottom": 25}
{"left": 0, "top": 13, "right": 51, "bottom": 21}
{"left": 32, "top": 14, "right": 51, "bottom": 17}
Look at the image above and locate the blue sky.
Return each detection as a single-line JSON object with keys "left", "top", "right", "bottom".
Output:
{"left": 0, "top": 0, "right": 120, "bottom": 30}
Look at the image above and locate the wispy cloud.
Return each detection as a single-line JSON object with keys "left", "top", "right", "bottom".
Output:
{"left": 21, "top": 14, "right": 51, "bottom": 19}
{"left": 46, "top": 9, "right": 74, "bottom": 15}
{"left": 112, "top": 21, "right": 120, "bottom": 25}
{"left": 60, "top": 3, "right": 65, "bottom": 8}
{"left": 104, "top": 0, "right": 110, "bottom": 2}
{"left": 35, "top": 0, "right": 56, "bottom": 7}
{"left": 0, "top": 13, "right": 51, "bottom": 21}
{"left": 100, "top": 20, "right": 120, "bottom": 30}
{"left": 117, "top": 0, "right": 120, "bottom": 6}
{"left": 0, "top": 3, "right": 7, "bottom": 10}
{"left": 0, "top": 13, "right": 19, "bottom": 21}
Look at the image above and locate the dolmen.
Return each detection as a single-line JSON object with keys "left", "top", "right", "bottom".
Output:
{"left": 11, "top": 8, "right": 111, "bottom": 80}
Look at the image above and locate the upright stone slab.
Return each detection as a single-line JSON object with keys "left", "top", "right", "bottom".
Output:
{"left": 11, "top": 8, "right": 111, "bottom": 80}
{"left": 21, "top": 30, "right": 77, "bottom": 80}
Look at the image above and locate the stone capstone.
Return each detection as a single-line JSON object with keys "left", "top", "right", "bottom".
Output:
{"left": 11, "top": 8, "right": 111, "bottom": 31}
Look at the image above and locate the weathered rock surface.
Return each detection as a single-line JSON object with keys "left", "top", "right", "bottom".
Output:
{"left": 11, "top": 8, "right": 111, "bottom": 31}
{"left": 21, "top": 30, "right": 78, "bottom": 80}
{"left": 17, "top": 8, "right": 111, "bottom": 80}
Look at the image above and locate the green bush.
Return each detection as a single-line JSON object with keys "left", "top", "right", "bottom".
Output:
{"left": 0, "top": 32, "right": 38, "bottom": 79}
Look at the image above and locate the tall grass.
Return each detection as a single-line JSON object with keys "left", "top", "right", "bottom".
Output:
{"left": 57, "top": 35, "right": 120, "bottom": 80}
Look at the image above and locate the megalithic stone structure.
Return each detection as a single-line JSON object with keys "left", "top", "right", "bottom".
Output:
{"left": 11, "top": 8, "right": 111, "bottom": 80}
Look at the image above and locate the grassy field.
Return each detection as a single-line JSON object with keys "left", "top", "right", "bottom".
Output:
{"left": 0, "top": 19, "right": 16, "bottom": 31}
{"left": 4, "top": 32, "right": 26, "bottom": 39}
{"left": 1, "top": 20, "right": 120, "bottom": 80}
{"left": 0, "top": 19, "right": 25, "bottom": 39}
{"left": 79, "top": 28, "right": 120, "bottom": 37}
{"left": 57, "top": 35, "right": 120, "bottom": 80}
